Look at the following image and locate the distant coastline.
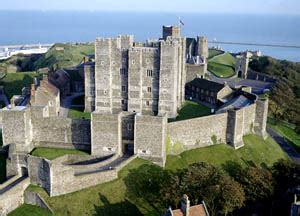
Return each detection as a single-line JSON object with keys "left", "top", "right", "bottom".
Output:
{"left": 0, "top": 11, "right": 299, "bottom": 61}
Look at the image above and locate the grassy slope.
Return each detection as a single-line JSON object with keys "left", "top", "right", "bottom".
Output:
{"left": 0, "top": 72, "right": 40, "bottom": 99}
{"left": 68, "top": 108, "right": 91, "bottom": 120}
{"left": 172, "top": 100, "right": 211, "bottom": 122}
{"left": 30, "top": 147, "right": 89, "bottom": 160}
{"left": 34, "top": 43, "right": 94, "bottom": 70}
{"left": 166, "top": 134, "right": 288, "bottom": 170}
{"left": 9, "top": 204, "right": 52, "bottom": 216}
{"left": 10, "top": 134, "right": 288, "bottom": 216}
{"left": 268, "top": 118, "right": 300, "bottom": 153}
{"left": 208, "top": 52, "right": 236, "bottom": 78}
{"left": 208, "top": 49, "right": 224, "bottom": 59}
{"left": 67, "top": 95, "right": 91, "bottom": 119}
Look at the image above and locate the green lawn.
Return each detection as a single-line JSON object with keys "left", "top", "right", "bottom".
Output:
{"left": 34, "top": 43, "right": 94, "bottom": 70}
{"left": 208, "top": 49, "right": 224, "bottom": 59}
{"left": 208, "top": 52, "right": 236, "bottom": 78}
{"left": 166, "top": 134, "right": 289, "bottom": 170}
{"left": 0, "top": 72, "right": 40, "bottom": 99}
{"left": 171, "top": 100, "right": 211, "bottom": 122}
{"left": 268, "top": 118, "right": 300, "bottom": 154}
{"left": 9, "top": 134, "right": 288, "bottom": 216}
{"left": 68, "top": 107, "right": 91, "bottom": 120}
{"left": 0, "top": 154, "right": 7, "bottom": 183}
{"left": 30, "top": 147, "right": 89, "bottom": 160}
{"left": 8, "top": 204, "right": 52, "bottom": 216}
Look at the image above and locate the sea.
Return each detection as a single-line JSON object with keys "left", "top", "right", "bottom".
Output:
{"left": 0, "top": 11, "right": 300, "bottom": 62}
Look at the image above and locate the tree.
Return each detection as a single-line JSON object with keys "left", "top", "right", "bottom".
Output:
{"left": 235, "top": 167, "right": 274, "bottom": 203}
{"left": 272, "top": 159, "right": 300, "bottom": 194}
{"left": 123, "top": 164, "right": 168, "bottom": 210}
{"left": 160, "top": 162, "right": 245, "bottom": 216}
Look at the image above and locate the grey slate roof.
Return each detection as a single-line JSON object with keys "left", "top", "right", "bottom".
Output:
{"left": 187, "top": 78, "right": 225, "bottom": 92}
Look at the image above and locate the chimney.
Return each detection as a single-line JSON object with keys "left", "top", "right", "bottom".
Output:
{"left": 165, "top": 206, "right": 174, "bottom": 216}
{"left": 43, "top": 74, "right": 48, "bottom": 83}
{"left": 30, "top": 84, "right": 36, "bottom": 103}
{"left": 10, "top": 97, "right": 15, "bottom": 109}
{"left": 181, "top": 194, "right": 190, "bottom": 216}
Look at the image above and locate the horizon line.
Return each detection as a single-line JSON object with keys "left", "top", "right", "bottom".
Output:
{"left": 0, "top": 9, "right": 299, "bottom": 16}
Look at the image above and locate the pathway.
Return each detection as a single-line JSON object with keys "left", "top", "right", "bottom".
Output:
{"left": 208, "top": 71, "right": 273, "bottom": 94}
{"left": 267, "top": 127, "right": 300, "bottom": 165}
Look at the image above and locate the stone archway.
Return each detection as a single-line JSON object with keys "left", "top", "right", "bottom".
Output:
{"left": 21, "top": 166, "right": 28, "bottom": 176}
{"left": 238, "top": 71, "right": 243, "bottom": 78}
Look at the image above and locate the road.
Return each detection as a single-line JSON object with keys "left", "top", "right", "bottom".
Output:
{"left": 267, "top": 127, "right": 300, "bottom": 165}
{"left": 208, "top": 71, "right": 273, "bottom": 94}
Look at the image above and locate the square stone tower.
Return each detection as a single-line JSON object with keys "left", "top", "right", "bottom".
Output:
{"left": 94, "top": 35, "right": 133, "bottom": 114}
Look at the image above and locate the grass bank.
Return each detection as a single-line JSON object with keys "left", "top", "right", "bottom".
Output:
{"left": 9, "top": 134, "right": 288, "bottom": 216}
{"left": 30, "top": 147, "right": 89, "bottom": 160}
{"left": 171, "top": 100, "right": 211, "bottom": 122}
{"left": 0, "top": 72, "right": 40, "bottom": 99}
{"left": 268, "top": 118, "right": 300, "bottom": 154}
{"left": 166, "top": 134, "right": 288, "bottom": 170}
{"left": 208, "top": 52, "right": 236, "bottom": 78}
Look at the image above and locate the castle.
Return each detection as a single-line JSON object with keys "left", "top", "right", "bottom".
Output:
{"left": 0, "top": 26, "right": 268, "bottom": 215}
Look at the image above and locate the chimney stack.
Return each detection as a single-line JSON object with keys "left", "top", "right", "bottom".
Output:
{"left": 181, "top": 194, "right": 190, "bottom": 216}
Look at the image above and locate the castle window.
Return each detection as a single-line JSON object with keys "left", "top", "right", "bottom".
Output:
{"left": 104, "top": 90, "right": 107, "bottom": 95}
{"left": 127, "top": 123, "right": 133, "bottom": 131}
{"left": 121, "top": 99, "right": 125, "bottom": 105}
{"left": 120, "top": 68, "right": 126, "bottom": 75}
{"left": 146, "top": 69, "right": 153, "bottom": 77}
{"left": 132, "top": 60, "right": 135, "bottom": 65}
{"left": 146, "top": 101, "right": 150, "bottom": 106}
{"left": 147, "top": 87, "right": 152, "bottom": 93}
{"left": 122, "top": 85, "right": 126, "bottom": 92}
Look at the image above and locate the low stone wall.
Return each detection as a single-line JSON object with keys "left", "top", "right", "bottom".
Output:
{"left": 24, "top": 191, "right": 53, "bottom": 214}
{"left": 167, "top": 113, "right": 228, "bottom": 154}
{"left": 0, "top": 177, "right": 30, "bottom": 216}
{"left": 32, "top": 117, "right": 91, "bottom": 151}
{"left": 49, "top": 155, "right": 117, "bottom": 196}
{"left": 28, "top": 156, "right": 51, "bottom": 194}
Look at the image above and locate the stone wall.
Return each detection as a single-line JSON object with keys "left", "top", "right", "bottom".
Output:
{"left": 24, "top": 191, "right": 53, "bottom": 214}
{"left": 134, "top": 114, "right": 167, "bottom": 166}
{"left": 28, "top": 156, "right": 51, "bottom": 194}
{"left": 2, "top": 107, "right": 33, "bottom": 153}
{"left": 84, "top": 64, "right": 95, "bottom": 112}
{"left": 167, "top": 113, "right": 228, "bottom": 153}
{"left": 0, "top": 177, "right": 30, "bottom": 216}
{"left": 91, "top": 113, "right": 121, "bottom": 156}
{"left": 255, "top": 98, "right": 268, "bottom": 138}
{"left": 32, "top": 117, "right": 91, "bottom": 151}
{"left": 186, "top": 64, "right": 206, "bottom": 83}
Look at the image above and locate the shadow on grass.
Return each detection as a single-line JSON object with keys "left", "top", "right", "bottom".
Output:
{"left": 93, "top": 194, "right": 142, "bottom": 216}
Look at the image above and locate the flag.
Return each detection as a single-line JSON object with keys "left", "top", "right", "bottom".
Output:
{"left": 179, "top": 17, "right": 185, "bottom": 26}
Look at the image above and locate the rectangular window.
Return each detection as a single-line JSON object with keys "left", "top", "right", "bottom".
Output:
{"left": 121, "top": 99, "right": 125, "bottom": 105}
{"left": 146, "top": 69, "right": 153, "bottom": 77}
{"left": 146, "top": 101, "right": 150, "bottom": 106}
{"left": 147, "top": 87, "right": 152, "bottom": 93}
{"left": 120, "top": 68, "right": 126, "bottom": 75}
{"left": 127, "top": 123, "right": 133, "bottom": 131}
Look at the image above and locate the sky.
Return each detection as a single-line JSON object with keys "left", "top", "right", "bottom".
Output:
{"left": 0, "top": 0, "right": 299, "bottom": 15}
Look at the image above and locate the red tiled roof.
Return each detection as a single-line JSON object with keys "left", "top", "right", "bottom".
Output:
{"left": 172, "top": 205, "right": 207, "bottom": 216}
